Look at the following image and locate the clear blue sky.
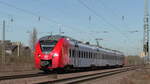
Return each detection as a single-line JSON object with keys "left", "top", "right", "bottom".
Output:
{"left": 0, "top": 0, "right": 148, "bottom": 55}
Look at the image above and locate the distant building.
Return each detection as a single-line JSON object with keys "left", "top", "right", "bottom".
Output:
{"left": 140, "top": 52, "right": 145, "bottom": 58}
{"left": 0, "top": 40, "right": 31, "bottom": 56}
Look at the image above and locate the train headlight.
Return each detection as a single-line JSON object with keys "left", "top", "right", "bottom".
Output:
{"left": 52, "top": 53, "right": 58, "bottom": 58}
{"left": 38, "top": 54, "right": 41, "bottom": 58}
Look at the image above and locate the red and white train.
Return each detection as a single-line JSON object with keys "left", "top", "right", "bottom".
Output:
{"left": 34, "top": 35, "right": 125, "bottom": 72}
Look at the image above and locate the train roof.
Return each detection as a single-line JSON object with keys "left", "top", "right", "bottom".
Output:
{"left": 39, "top": 35, "right": 68, "bottom": 41}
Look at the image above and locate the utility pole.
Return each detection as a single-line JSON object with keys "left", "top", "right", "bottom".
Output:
{"left": 143, "top": 0, "right": 149, "bottom": 63}
{"left": 17, "top": 42, "right": 20, "bottom": 57}
{"left": 2, "top": 20, "right": 5, "bottom": 64}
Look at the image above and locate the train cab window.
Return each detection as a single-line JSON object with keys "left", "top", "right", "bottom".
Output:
{"left": 40, "top": 40, "right": 57, "bottom": 54}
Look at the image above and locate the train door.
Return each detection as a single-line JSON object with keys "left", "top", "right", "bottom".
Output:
{"left": 74, "top": 48, "right": 79, "bottom": 67}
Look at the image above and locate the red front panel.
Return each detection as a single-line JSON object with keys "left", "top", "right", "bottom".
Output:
{"left": 34, "top": 38, "right": 71, "bottom": 70}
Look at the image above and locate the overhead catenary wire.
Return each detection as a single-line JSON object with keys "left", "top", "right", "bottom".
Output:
{"left": 96, "top": 0, "right": 142, "bottom": 55}
{"left": 77, "top": 0, "right": 136, "bottom": 54}
{"left": 77, "top": 0, "right": 132, "bottom": 41}
{"left": 97, "top": 0, "right": 132, "bottom": 29}
{"left": 0, "top": 0, "right": 90, "bottom": 39}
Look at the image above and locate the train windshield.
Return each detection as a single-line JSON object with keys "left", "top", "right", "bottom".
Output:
{"left": 40, "top": 40, "right": 57, "bottom": 54}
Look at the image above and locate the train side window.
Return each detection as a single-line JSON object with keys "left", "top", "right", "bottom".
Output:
{"left": 104, "top": 54, "right": 106, "bottom": 59}
{"left": 85, "top": 51, "right": 87, "bottom": 58}
{"left": 82, "top": 51, "right": 84, "bottom": 58}
{"left": 96, "top": 53, "right": 97, "bottom": 59}
{"left": 88, "top": 52, "right": 89, "bottom": 58}
{"left": 89, "top": 52, "right": 90, "bottom": 58}
{"left": 81, "top": 51, "right": 83, "bottom": 58}
{"left": 85, "top": 52, "right": 86, "bottom": 58}
{"left": 90, "top": 52, "right": 91, "bottom": 58}
{"left": 102, "top": 53, "right": 104, "bottom": 59}
{"left": 81, "top": 51, "right": 82, "bottom": 58}
{"left": 82, "top": 51, "right": 83, "bottom": 58}
{"left": 98, "top": 53, "right": 100, "bottom": 59}
{"left": 84, "top": 51, "right": 85, "bottom": 58}
{"left": 93, "top": 53, "right": 94, "bottom": 59}
{"left": 107, "top": 54, "right": 109, "bottom": 60}
{"left": 76, "top": 50, "right": 78, "bottom": 58}
{"left": 83, "top": 51, "right": 85, "bottom": 58}
{"left": 86, "top": 52, "right": 88, "bottom": 58}
{"left": 79, "top": 51, "right": 80, "bottom": 58}
{"left": 80, "top": 51, "right": 82, "bottom": 58}
{"left": 88, "top": 52, "right": 90, "bottom": 58}
{"left": 72, "top": 49, "right": 75, "bottom": 58}
{"left": 89, "top": 52, "right": 91, "bottom": 58}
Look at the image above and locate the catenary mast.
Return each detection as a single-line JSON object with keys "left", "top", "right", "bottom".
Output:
{"left": 143, "top": 0, "right": 149, "bottom": 63}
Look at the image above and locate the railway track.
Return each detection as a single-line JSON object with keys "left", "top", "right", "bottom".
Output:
{"left": 0, "top": 66, "right": 141, "bottom": 84}
{"left": 37, "top": 66, "right": 139, "bottom": 84}
{"left": 0, "top": 72, "right": 49, "bottom": 81}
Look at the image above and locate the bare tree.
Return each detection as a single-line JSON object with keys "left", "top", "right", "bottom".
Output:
{"left": 29, "top": 28, "right": 38, "bottom": 52}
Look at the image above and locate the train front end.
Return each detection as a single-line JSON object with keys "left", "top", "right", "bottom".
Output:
{"left": 34, "top": 36, "right": 63, "bottom": 71}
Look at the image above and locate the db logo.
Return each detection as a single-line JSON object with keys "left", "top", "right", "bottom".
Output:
{"left": 44, "top": 55, "right": 48, "bottom": 59}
